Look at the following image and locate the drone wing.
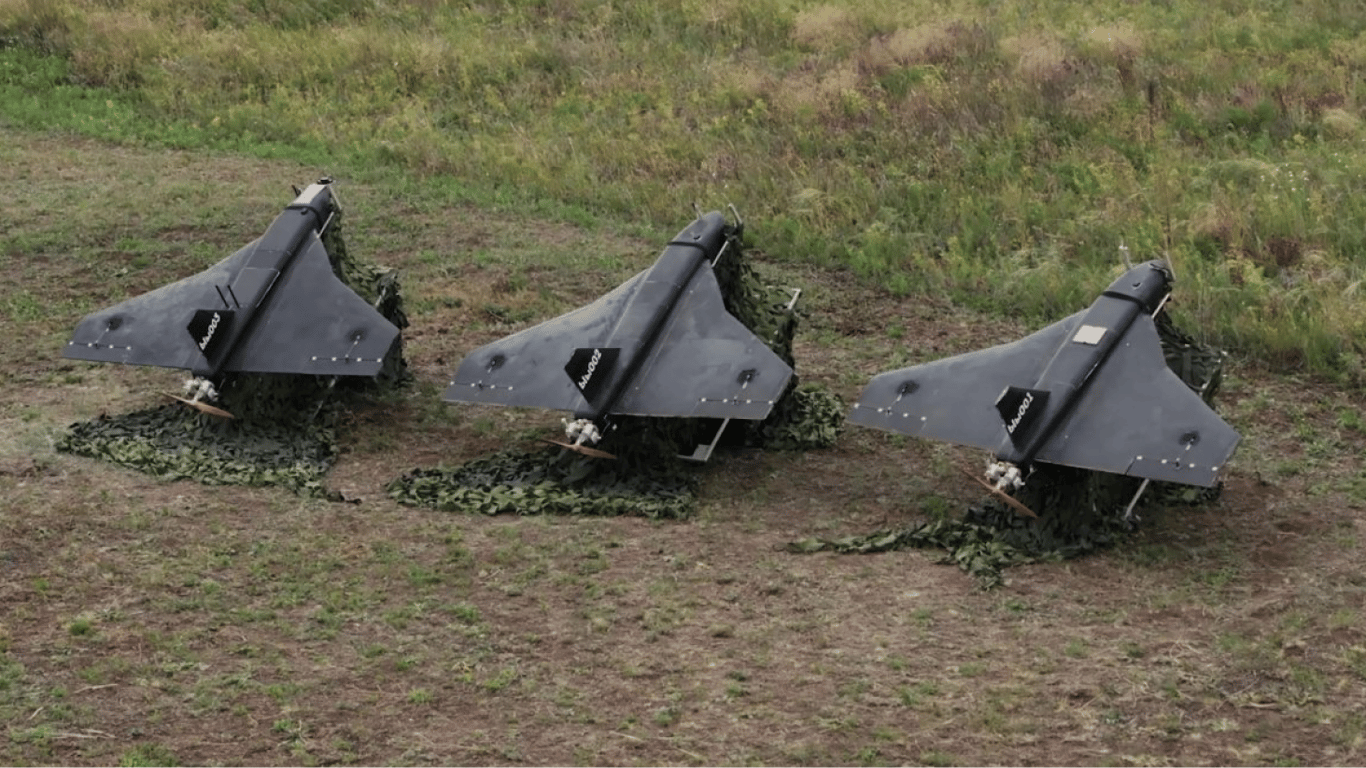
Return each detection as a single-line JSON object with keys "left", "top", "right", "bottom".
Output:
{"left": 851, "top": 310, "right": 1239, "bottom": 486}
{"left": 64, "top": 234, "right": 399, "bottom": 378}
{"left": 443, "top": 270, "right": 648, "bottom": 412}
{"left": 64, "top": 242, "right": 258, "bottom": 371}
{"left": 848, "top": 313, "right": 1084, "bottom": 450}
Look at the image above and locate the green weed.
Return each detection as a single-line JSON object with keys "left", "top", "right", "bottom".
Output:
{"left": 119, "top": 743, "right": 179, "bottom": 767}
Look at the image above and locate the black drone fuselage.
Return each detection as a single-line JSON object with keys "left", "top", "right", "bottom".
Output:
{"left": 992, "top": 260, "right": 1172, "bottom": 468}
{"left": 184, "top": 182, "right": 335, "bottom": 378}
{"left": 565, "top": 213, "right": 729, "bottom": 422}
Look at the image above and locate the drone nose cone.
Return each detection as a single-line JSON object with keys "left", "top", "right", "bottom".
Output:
{"left": 1104, "top": 260, "right": 1172, "bottom": 314}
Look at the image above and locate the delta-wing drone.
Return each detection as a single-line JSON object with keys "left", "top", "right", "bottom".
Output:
{"left": 444, "top": 211, "right": 794, "bottom": 460}
{"left": 63, "top": 180, "right": 401, "bottom": 417}
{"left": 849, "top": 260, "right": 1240, "bottom": 519}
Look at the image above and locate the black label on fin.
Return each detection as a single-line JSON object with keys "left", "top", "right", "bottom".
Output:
{"left": 565, "top": 347, "right": 620, "bottom": 405}
{"left": 187, "top": 308, "right": 235, "bottom": 360}
{"left": 995, "top": 386, "right": 1049, "bottom": 445}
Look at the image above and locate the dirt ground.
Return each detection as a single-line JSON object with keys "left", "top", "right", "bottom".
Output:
{"left": 3, "top": 130, "right": 1366, "bottom": 766}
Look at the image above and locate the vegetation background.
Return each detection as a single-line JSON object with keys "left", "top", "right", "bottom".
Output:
{"left": 4, "top": 0, "right": 1366, "bottom": 374}
{"left": 4, "top": 1, "right": 1366, "bottom": 766}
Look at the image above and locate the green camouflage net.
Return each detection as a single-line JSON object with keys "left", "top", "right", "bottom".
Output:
{"left": 57, "top": 190, "right": 409, "bottom": 497}
{"left": 388, "top": 219, "right": 845, "bottom": 517}
{"left": 787, "top": 309, "right": 1228, "bottom": 588}
{"left": 387, "top": 443, "right": 698, "bottom": 519}
{"left": 58, "top": 395, "right": 342, "bottom": 496}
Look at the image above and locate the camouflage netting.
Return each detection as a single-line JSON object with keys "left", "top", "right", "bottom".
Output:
{"left": 57, "top": 190, "right": 410, "bottom": 497}
{"left": 388, "top": 218, "right": 845, "bottom": 517}
{"left": 387, "top": 432, "right": 698, "bottom": 520}
{"left": 788, "top": 309, "right": 1228, "bottom": 589}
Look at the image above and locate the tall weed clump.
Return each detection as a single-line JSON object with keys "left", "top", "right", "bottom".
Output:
{"left": 3, "top": 0, "right": 1366, "bottom": 375}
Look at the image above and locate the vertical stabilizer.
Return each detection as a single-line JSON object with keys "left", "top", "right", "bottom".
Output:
{"left": 994, "top": 386, "right": 1050, "bottom": 447}
{"left": 565, "top": 347, "right": 621, "bottom": 407}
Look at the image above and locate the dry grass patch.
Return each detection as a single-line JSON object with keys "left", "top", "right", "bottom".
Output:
{"left": 1321, "top": 107, "right": 1362, "bottom": 140}
{"left": 1080, "top": 22, "right": 1144, "bottom": 80}
{"left": 866, "top": 20, "right": 989, "bottom": 70}
{"left": 791, "top": 4, "right": 861, "bottom": 53}
{"left": 65, "top": 8, "right": 168, "bottom": 88}
{"left": 1001, "top": 31, "right": 1072, "bottom": 90}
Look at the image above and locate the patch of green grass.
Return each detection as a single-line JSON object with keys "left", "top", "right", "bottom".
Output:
{"left": 653, "top": 705, "right": 679, "bottom": 726}
{"left": 1199, "top": 565, "right": 1240, "bottom": 591}
{"left": 898, "top": 679, "right": 941, "bottom": 708}
{"left": 67, "top": 617, "right": 94, "bottom": 636}
{"left": 838, "top": 677, "right": 870, "bottom": 699}
{"left": 957, "top": 662, "right": 986, "bottom": 677}
{"left": 119, "top": 743, "right": 179, "bottom": 767}
{"left": 919, "top": 749, "right": 956, "bottom": 767}
{"left": 920, "top": 494, "right": 954, "bottom": 521}
{"left": 851, "top": 745, "right": 886, "bottom": 766}
{"left": 1344, "top": 646, "right": 1366, "bottom": 681}
{"left": 482, "top": 667, "right": 519, "bottom": 692}
{"left": 8, "top": 725, "right": 54, "bottom": 755}
{"left": 1338, "top": 408, "right": 1365, "bottom": 433}
{"left": 407, "top": 688, "right": 433, "bottom": 705}
{"left": 1063, "top": 639, "right": 1088, "bottom": 659}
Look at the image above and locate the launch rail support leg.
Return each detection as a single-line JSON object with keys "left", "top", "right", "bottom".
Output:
{"left": 767, "top": 289, "right": 803, "bottom": 346}
{"left": 1122, "top": 478, "right": 1151, "bottom": 527}
{"left": 310, "top": 376, "right": 339, "bottom": 422}
{"left": 679, "top": 418, "right": 732, "bottom": 463}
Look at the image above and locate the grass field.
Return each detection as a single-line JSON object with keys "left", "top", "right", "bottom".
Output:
{"left": 4, "top": 0, "right": 1366, "bottom": 372}
{"left": 3, "top": 1, "right": 1366, "bottom": 765}
{"left": 4, "top": 129, "right": 1366, "bottom": 767}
